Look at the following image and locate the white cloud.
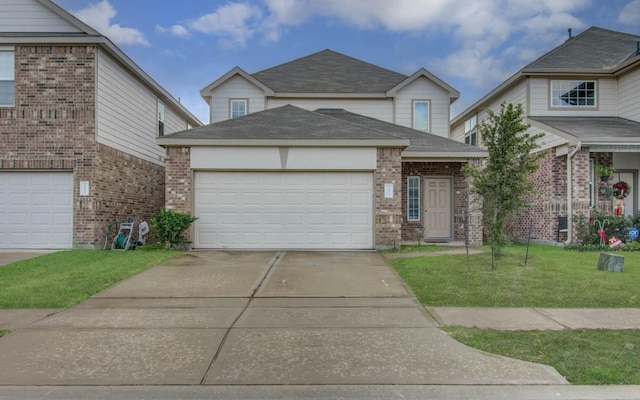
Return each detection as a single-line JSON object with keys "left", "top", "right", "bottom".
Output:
{"left": 156, "top": 24, "right": 191, "bottom": 39}
{"left": 619, "top": 0, "right": 640, "bottom": 24}
{"left": 73, "top": 0, "right": 149, "bottom": 46}
{"left": 189, "top": 3, "right": 263, "bottom": 48}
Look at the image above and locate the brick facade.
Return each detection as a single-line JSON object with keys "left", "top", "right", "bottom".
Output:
{"left": 508, "top": 147, "right": 613, "bottom": 243}
{"left": 375, "top": 148, "right": 404, "bottom": 248}
{"left": 164, "top": 146, "right": 193, "bottom": 241}
{"left": 1, "top": 45, "right": 165, "bottom": 248}
{"left": 401, "top": 161, "right": 482, "bottom": 245}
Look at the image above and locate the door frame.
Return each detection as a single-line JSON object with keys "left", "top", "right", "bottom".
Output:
{"left": 423, "top": 176, "right": 453, "bottom": 241}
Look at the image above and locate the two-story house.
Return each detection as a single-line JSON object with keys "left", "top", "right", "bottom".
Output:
{"left": 451, "top": 27, "right": 640, "bottom": 244}
{"left": 158, "top": 50, "right": 485, "bottom": 249}
{"left": 0, "top": 0, "right": 201, "bottom": 249}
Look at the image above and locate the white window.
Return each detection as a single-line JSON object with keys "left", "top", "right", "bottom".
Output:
{"left": 230, "top": 99, "right": 247, "bottom": 119}
{"left": 0, "top": 49, "right": 14, "bottom": 107}
{"left": 412, "top": 100, "right": 429, "bottom": 132}
{"left": 157, "top": 100, "right": 165, "bottom": 136}
{"left": 551, "top": 80, "right": 596, "bottom": 107}
{"left": 589, "top": 158, "right": 595, "bottom": 207}
{"left": 407, "top": 176, "right": 420, "bottom": 221}
{"left": 464, "top": 114, "right": 478, "bottom": 146}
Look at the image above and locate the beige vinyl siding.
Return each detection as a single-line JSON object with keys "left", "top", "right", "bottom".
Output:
{"left": 267, "top": 98, "right": 393, "bottom": 122}
{"left": 451, "top": 79, "right": 527, "bottom": 145}
{"left": 395, "top": 77, "right": 450, "bottom": 137}
{"left": 210, "top": 75, "right": 265, "bottom": 123}
{"left": 0, "top": 0, "right": 82, "bottom": 33}
{"left": 529, "top": 77, "right": 617, "bottom": 116}
{"left": 96, "top": 49, "right": 178, "bottom": 165}
{"left": 618, "top": 68, "right": 640, "bottom": 121}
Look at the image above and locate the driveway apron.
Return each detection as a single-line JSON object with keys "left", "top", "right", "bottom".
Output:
{"left": 0, "top": 251, "right": 568, "bottom": 386}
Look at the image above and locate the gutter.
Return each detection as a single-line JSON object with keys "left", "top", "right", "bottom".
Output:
{"left": 565, "top": 141, "right": 582, "bottom": 245}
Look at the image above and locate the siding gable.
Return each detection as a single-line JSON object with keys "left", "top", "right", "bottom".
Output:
{"left": 395, "top": 76, "right": 450, "bottom": 137}
{"left": 210, "top": 75, "right": 265, "bottom": 123}
{"left": 0, "top": 0, "right": 83, "bottom": 33}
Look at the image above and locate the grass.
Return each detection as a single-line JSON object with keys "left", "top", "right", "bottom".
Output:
{"left": 389, "top": 243, "right": 640, "bottom": 384}
{"left": 383, "top": 244, "right": 444, "bottom": 253}
{"left": 388, "top": 243, "right": 640, "bottom": 307}
{"left": 0, "top": 329, "right": 9, "bottom": 338}
{"left": 0, "top": 248, "right": 180, "bottom": 308}
{"left": 444, "top": 327, "right": 640, "bottom": 385}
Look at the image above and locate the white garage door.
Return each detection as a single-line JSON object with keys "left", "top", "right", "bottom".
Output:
{"left": 0, "top": 172, "right": 73, "bottom": 249}
{"left": 194, "top": 172, "right": 373, "bottom": 249}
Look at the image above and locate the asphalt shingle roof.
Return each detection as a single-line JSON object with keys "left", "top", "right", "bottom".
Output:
{"left": 163, "top": 105, "right": 401, "bottom": 141}
{"left": 251, "top": 49, "right": 408, "bottom": 94}
{"left": 528, "top": 116, "right": 640, "bottom": 140}
{"left": 316, "top": 109, "right": 483, "bottom": 154}
{"left": 524, "top": 27, "right": 640, "bottom": 72}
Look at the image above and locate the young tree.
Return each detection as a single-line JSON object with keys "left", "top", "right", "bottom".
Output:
{"left": 463, "top": 103, "right": 543, "bottom": 269}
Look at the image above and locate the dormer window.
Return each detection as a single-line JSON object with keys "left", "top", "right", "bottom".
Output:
{"left": 230, "top": 99, "right": 247, "bottom": 119}
{"left": 551, "top": 80, "right": 596, "bottom": 108}
{"left": 412, "top": 100, "right": 430, "bottom": 132}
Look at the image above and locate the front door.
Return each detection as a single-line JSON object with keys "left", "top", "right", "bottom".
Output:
{"left": 424, "top": 178, "right": 452, "bottom": 240}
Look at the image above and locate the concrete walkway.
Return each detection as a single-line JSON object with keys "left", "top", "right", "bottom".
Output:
{"left": 0, "top": 250, "right": 568, "bottom": 386}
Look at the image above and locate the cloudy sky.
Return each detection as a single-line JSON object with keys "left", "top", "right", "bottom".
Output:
{"left": 54, "top": 0, "right": 640, "bottom": 124}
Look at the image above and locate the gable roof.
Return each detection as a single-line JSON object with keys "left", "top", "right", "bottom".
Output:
{"left": 453, "top": 26, "right": 640, "bottom": 126}
{"left": 251, "top": 49, "right": 407, "bottom": 94}
{"left": 0, "top": 0, "right": 202, "bottom": 127}
{"left": 199, "top": 66, "right": 274, "bottom": 104}
{"left": 524, "top": 27, "right": 640, "bottom": 73}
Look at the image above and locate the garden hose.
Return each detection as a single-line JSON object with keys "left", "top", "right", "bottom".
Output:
{"left": 104, "top": 221, "right": 118, "bottom": 250}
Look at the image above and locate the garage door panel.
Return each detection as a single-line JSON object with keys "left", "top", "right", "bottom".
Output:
{"left": 194, "top": 172, "right": 373, "bottom": 249}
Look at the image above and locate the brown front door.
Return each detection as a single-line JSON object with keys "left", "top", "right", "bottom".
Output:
{"left": 424, "top": 178, "right": 452, "bottom": 240}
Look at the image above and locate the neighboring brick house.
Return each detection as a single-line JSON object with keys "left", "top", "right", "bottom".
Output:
{"left": 0, "top": 0, "right": 201, "bottom": 248}
{"left": 451, "top": 27, "right": 640, "bottom": 244}
{"left": 159, "top": 50, "right": 485, "bottom": 249}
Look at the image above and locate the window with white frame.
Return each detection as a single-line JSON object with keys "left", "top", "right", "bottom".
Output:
{"left": 157, "top": 100, "right": 165, "bottom": 136}
{"left": 464, "top": 114, "right": 478, "bottom": 146}
{"left": 551, "top": 80, "right": 596, "bottom": 107}
{"left": 407, "top": 176, "right": 420, "bottom": 221}
{"left": 0, "top": 49, "right": 14, "bottom": 107}
{"left": 412, "top": 100, "right": 429, "bottom": 132}
{"left": 230, "top": 99, "right": 247, "bottom": 119}
{"left": 589, "top": 158, "right": 595, "bottom": 207}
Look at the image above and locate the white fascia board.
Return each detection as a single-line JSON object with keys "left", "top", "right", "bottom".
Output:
{"left": 402, "top": 151, "right": 487, "bottom": 159}
{"left": 157, "top": 138, "right": 410, "bottom": 148}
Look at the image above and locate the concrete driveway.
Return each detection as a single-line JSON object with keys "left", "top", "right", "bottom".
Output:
{"left": 0, "top": 250, "right": 568, "bottom": 386}
{"left": 0, "top": 250, "right": 57, "bottom": 266}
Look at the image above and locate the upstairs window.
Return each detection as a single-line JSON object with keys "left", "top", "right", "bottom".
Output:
{"left": 0, "top": 49, "right": 14, "bottom": 107}
{"left": 157, "top": 100, "right": 165, "bottom": 136}
{"left": 412, "top": 100, "right": 430, "bottom": 132}
{"left": 230, "top": 99, "right": 247, "bottom": 119}
{"left": 407, "top": 176, "right": 420, "bottom": 221}
{"left": 551, "top": 80, "right": 596, "bottom": 107}
{"left": 464, "top": 114, "right": 478, "bottom": 146}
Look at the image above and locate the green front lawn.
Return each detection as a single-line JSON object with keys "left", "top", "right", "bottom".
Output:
{"left": 444, "top": 327, "right": 640, "bottom": 385}
{"left": 388, "top": 244, "right": 640, "bottom": 308}
{"left": 0, "top": 248, "right": 179, "bottom": 308}
{"left": 389, "top": 244, "right": 640, "bottom": 384}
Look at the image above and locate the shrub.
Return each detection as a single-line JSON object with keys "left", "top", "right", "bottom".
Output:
{"left": 567, "top": 211, "right": 640, "bottom": 251}
{"left": 150, "top": 208, "right": 198, "bottom": 249}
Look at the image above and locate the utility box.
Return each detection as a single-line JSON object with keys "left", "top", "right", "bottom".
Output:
{"left": 597, "top": 253, "right": 624, "bottom": 273}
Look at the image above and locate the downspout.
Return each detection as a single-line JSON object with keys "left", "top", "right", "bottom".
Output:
{"left": 565, "top": 141, "right": 582, "bottom": 244}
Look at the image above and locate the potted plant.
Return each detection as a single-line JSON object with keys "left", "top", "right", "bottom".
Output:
{"left": 595, "top": 165, "right": 616, "bottom": 181}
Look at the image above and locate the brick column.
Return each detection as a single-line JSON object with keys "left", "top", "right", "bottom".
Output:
{"left": 375, "top": 148, "right": 403, "bottom": 248}
{"left": 164, "top": 146, "right": 193, "bottom": 240}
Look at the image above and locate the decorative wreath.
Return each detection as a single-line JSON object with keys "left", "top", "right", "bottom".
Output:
{"left": 612, "top": 181, "right": 630, "bottom": 199}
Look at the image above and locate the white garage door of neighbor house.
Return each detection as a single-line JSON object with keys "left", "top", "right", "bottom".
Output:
{"left": 0, "top": 172, "right": 73, "bottom": 249}
{"left": 194, "top": 172, "right": 374, "bottom": 249}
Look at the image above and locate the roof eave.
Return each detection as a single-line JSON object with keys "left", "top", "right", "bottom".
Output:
{"left": 271, "top": 92, "right": 388, "bottom": 98}
{"left": 157, "top": 138, "right": 410, "bottom": 148}
{"left": 387, "top": 68, "right": 460, "bottom": 100}
{"left": 402, "top": 151, "right": 487, "bottom": 159}
{"left": 200, "top": 67, "right": 275, "bottom": 102}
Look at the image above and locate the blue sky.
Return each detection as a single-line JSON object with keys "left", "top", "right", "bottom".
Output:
{"left": 54, "top": 0, "right": 640, "bottom": 124}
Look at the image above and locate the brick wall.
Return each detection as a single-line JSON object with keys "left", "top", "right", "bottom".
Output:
{"left": 164, "top": 146, "right": 193, "bottom": 241}
{"left": 0, "top": 45, "right": 166, "bottom": 248}
{"left": 401, "top": 161, "right": 482, "bottom": 245}
{"left": 375, "top": 148, "right": 403, "bottom": 248}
